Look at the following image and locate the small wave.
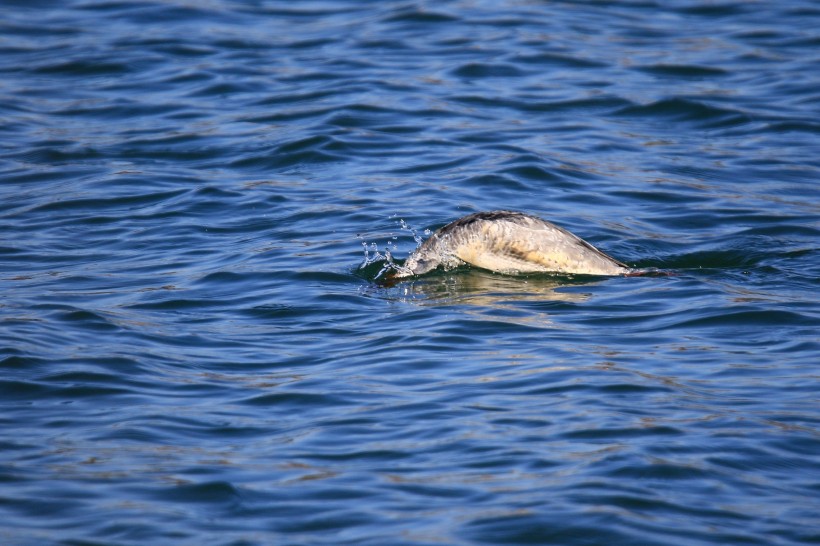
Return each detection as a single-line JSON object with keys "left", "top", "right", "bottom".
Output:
{"left": 635, "top": 64, "right": 729, "bottom": 79}
{"left": 383, "top": 9, "right": 457, "bottom": 24}
{"left": 765, "top": 120, "right": 820, "bottom": 135}
{"left": 654, "top": 248, "right": 767, "bottom": 270}
{"left": 509, "top": 51, "right": 608, "bottom": 69}
{"left": 675, "top": 309, "right": 815, "bottom": 329}
{"left": 614, "top": 97, "right": 751, "bottom": 128}
{"left": 28, "top": 189, "right": 187, "bottom": 214}
{"left": 451, "top": 94, "right": 631, "bottom": 114}
{"left": 451, "top": 62, "right": 527, "bottom": 79}
{"left": 151, "top": 480, "right": 241, "bottom": 505}
{"left": 230, "top": 148, "right": 345, "bottom": 171}
{"left": 31, "top": 59, "right": 131, "bottom": 76}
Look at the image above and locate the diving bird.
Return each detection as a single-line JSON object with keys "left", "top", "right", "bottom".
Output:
{"left": 394, "top": 210, "right": 630, "bottom": 277}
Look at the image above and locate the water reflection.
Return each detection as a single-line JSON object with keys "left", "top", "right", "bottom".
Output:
{"left": 381, "top": 269, "right": 594, "bottom": 306}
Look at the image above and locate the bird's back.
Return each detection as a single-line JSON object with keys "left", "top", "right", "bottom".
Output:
{"left": 400, "top": 211, "right": 628, "bottom": 277}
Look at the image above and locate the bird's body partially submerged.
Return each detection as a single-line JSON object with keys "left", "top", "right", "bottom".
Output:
{"left": 395, "top": 211, "right": 630, "bottom": 278}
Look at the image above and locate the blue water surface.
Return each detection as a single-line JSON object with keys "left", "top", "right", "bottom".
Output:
{"left": 1, "top": 1, "right": 819, "bottom": 544}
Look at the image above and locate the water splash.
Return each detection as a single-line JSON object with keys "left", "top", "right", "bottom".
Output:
{"left": 358, "top": 239, "right": 404, "bottom": 280}
{"left": 399, "top": 218, "right": 426, "bottom": 247}
{"left": 358, "top": 218, "right": 428, "bottom": 281}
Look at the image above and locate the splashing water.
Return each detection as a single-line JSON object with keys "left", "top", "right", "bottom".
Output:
{"left": 358, "top": 218, "right": 428, "bottom": 280}
{"left": 358, "top": 239, "right": 404, "bottom": 280}
{"left": 399, "top": 218, "right": 428, "bottom": 247}
{"left": 359, "top": 241, "right": 399, "bottom": 279}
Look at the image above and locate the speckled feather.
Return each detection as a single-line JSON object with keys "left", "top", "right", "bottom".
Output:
{"left": 398, "top": 211, "right": 629, "bottom": 277}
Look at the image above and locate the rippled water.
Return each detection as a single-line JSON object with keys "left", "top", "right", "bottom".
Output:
{"left": 2, "top": 1, "right": 819, "bottom": 544}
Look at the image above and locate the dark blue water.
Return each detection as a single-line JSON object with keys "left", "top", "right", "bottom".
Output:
{"left": 2, "top": 1, "right": 819, "bottom": 544}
